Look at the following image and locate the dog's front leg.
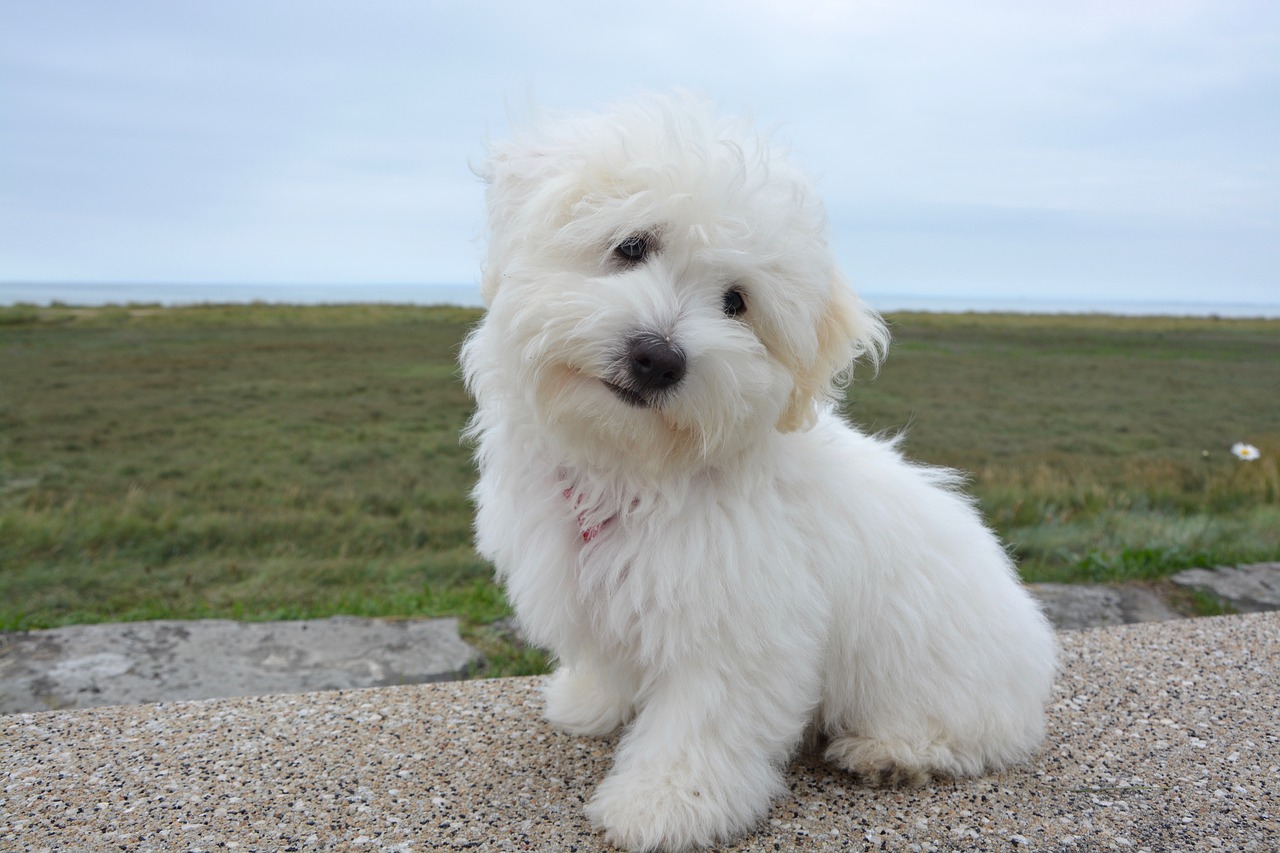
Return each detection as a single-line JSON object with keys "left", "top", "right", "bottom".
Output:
{"left": 584, "top": 657, "right": 816, "bottom": 852}
{"left": 544, "top": 654, "right": 640, "bottom": 737}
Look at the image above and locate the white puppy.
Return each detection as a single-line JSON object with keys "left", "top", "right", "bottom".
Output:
{"left": 462, "top": 92, "right": 1056, "bottom": 852}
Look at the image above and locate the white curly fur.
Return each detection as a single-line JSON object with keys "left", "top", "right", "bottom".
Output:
{"left": 462, "top": 92, "right": 1057, "bottom": 852}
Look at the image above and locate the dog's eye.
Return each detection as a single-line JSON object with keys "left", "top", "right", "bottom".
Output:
{"left": 614, "top": 236, "right": 649, "bottom": 264}
{"left": 723, "top": 288, "right": 747, "bottom": 318}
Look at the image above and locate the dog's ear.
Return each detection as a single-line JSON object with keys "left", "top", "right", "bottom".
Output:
{"left": 777, "top": 278, "right": 889, "bottom": 433}
{"left": 477, "top": 142, "right": 572, "bottom": 305}
{"left": 477, "top": 146, "right": 536, "bottom": 306}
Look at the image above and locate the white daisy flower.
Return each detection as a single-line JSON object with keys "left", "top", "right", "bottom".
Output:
{"left": 1231, "top": 442, "right": 1261, "bottom": 461}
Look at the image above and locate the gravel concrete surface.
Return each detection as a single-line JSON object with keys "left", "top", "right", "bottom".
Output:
{"left": 4, "top": 612, "right": 1277, "bottom": 852}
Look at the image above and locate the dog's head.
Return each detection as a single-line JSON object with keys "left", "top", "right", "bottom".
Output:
{"left": 466, "top": 92, "right": 888, "bottom": 471}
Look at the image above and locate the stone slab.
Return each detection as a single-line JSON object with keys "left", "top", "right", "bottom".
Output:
{"left": 1171, "top": 562, "right": 1280, "bottom": 613}
{"left": 0, "top": 616, "right": 481, "bottom": 714}
{"left": 3, "top": 612, "right": 1278, "bottom": 852}
{"left": 1028, "top": 582, "right": 1179, "bottom": 630}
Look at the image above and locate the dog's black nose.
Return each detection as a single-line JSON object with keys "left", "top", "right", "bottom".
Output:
{"left": 626, "top": 334, "right": 686, "bottom": 392}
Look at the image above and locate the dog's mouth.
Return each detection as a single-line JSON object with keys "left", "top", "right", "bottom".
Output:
{"left": 601, "top": 380, "right": 653, "bottom": 408}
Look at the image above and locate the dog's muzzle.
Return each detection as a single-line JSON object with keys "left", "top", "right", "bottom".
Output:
{"left": 603, "top": 333, "right": 686, "bottom": 408}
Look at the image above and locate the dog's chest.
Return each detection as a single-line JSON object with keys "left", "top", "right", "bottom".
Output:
{"left": 569, "top": 511, "right": 700, "bottom": 657}
{"left": 564, "top": 483, "right": 754, "bottom": 636}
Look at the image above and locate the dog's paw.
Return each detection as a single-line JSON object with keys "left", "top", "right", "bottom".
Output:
{"left": 585, "top": 765, "right": 766, "bottom": 853}
{"left": 543, "top": 666, "right": 632, "bottom": 737}
{"left": 824, "top": 734, "right": 954, "bottom": 787}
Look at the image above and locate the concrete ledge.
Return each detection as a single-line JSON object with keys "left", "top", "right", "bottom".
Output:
{"left": 1029, "top": 583, "right": 1179, "bottom": 630}
{"left": 0, "top": 616, "right": 482, "bottom": 714}
{"left": 4, "top": 613, "right": 1277, "bottom": 852}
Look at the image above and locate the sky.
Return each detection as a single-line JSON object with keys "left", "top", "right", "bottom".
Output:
{"left": 1, "top": 0, "right": 1278, "bottom": 308}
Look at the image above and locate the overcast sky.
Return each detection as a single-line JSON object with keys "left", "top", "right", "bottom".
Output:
{"left": 1, "top": 0, "right": 1277, "bottom": 307}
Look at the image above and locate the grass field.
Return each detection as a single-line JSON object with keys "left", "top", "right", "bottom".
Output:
{"left": 2, "top": 303, "right": 1277, "bottom": 675}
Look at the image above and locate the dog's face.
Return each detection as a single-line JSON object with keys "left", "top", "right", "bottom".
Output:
{"left": 471, "top": 94, "right": 887, "bottom": 471}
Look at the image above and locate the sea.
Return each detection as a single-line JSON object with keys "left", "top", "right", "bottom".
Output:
{"left": 3, "top": 281, "right": 1278, "bottom": 318}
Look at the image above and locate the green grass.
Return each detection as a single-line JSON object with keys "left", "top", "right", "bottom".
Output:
{"left": 858, "top": 312, "right": 1280, "bottom": 582}
{"left": 0, "top": 304, "right": 503, "bottom": 633}
{"left": 2, "top": 303, "right": 1277, "bottom": 673}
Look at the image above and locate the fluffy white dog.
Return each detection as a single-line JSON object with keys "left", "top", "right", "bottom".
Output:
{"left": 462, "top": 92, "right": 1056, "bottom": 852}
